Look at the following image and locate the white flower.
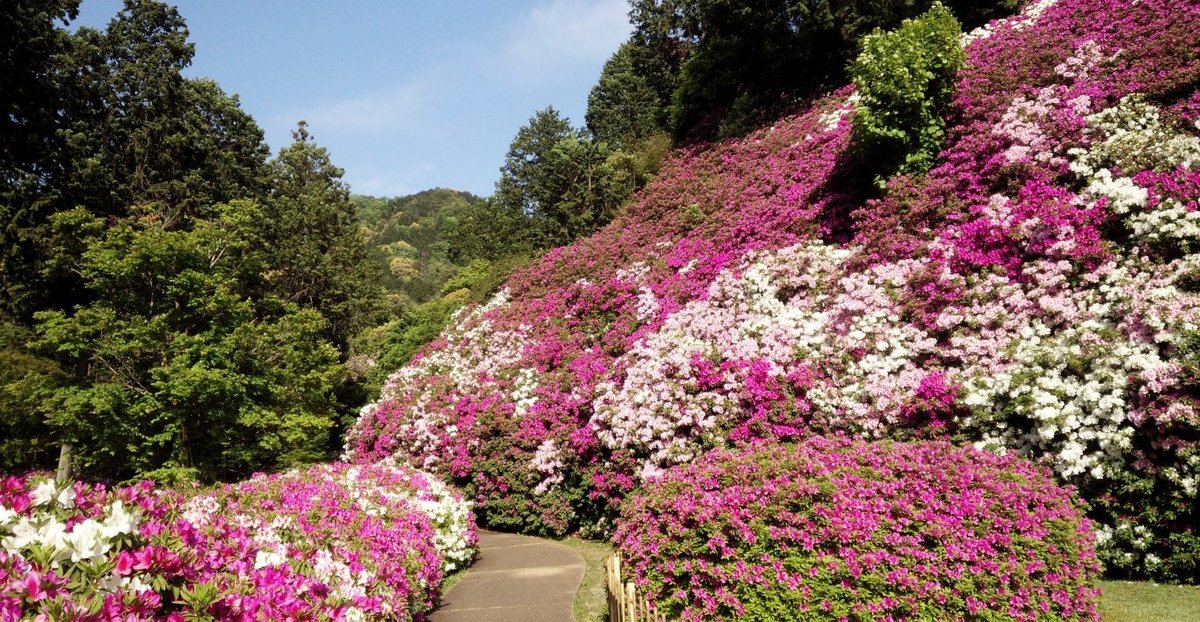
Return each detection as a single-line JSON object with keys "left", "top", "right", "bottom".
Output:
{"left": 254, "top": 549, "right": 287, "bottom": 569}
{"left": 102, "top": 500, "right": 139, "bottom": 539}
{"left": 65, "top": 519, "right": 110, "bottom": 562}
{"left": 30, "top": 479, "right": 75, "bottom": 509}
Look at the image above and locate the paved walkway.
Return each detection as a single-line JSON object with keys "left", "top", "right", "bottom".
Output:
{"left": 430, "top": 529, "right": 585, "bottom": 622}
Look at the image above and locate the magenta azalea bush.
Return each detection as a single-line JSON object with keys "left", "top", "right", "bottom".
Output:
{"left": 0, "top": 462, "right": 476, "bottom": 620}
{"left": 346, "top": 0, "right": 1200, "bottom": 582}
{"left": 614, "top": 437, "right": 1101, "bottom": 622}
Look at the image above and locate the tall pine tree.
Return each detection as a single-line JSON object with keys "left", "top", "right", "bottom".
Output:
{"left": 262, "top": 122, "right": 384, "bottom": 352}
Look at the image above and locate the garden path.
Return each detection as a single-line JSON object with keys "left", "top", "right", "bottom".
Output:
{"left": 430, "top": 529, "right": 585, "bottom": 621}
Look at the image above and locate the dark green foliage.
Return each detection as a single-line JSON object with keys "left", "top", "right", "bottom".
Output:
{"left": 535, "top": 135, "right": 627, "bottom": 248}
{"left": 494, "top": 107, "right": 627, "bottom": 250}
{"left": 261, "top": 122, "right": 385, "bottom": 352}
{"left": 352, "top": 195, "right": 393, "bottom": 229}
{"left": 494, "top": 106, "right": 575, "bottom": 220}
{"left": 58, "top": 1, "right": 268, "bottom": 223}
{"left": 31, "top": 203, "right": 342, "bottom": 483}
{"left": 443, "top": 255, "right": 534, "bottom": 305}
{"left": 357, "top": 188, "right": 485, "bottom": 308}
{"left": 0, "top": 0, "right": 79, "bottom": 210}
{"left": 447, "top": 198, "right": 536, "bottom": 263}
{"left": 586, "top": 43, "right": 668, "bottom": 149}
{"left": 627, "top": 0, "right": 1018, "bottom": 141}
{"left": 355, "top": 291, "right": 471, "bottom": 395}
{"left": 0, "top": 0, "right": 82, "bottom": 318}
{"left": 1, "top": 0, "right": 270, "bottom": 320}
{"left": 1086, "top": 460, "right": 1200, "bottom": 584}
{"left": 605, "top": 132, "right": 674, "bottom": 197}
{"left": 0, "top": 0, "right": 398, "bottom": 483}
{"left": 849, "top": 2, "right": 965, "bottom": 185}
{"left": 0, "top": 318, "right": 64, "bottom": 473}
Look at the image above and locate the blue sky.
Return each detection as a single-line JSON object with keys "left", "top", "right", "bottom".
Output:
{"left": 74, "top": 0, "right": 633, "bottom": 198}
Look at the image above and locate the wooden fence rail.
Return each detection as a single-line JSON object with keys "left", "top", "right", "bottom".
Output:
{"left": 605, "top": 554, "right": 668, "bottom": 622}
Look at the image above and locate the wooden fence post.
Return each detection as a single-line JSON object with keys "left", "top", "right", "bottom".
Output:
{"left": 604, "top": 557, "right": 672, "bottom": 622}
{"left": 606, "top": 552, "right": 670, "bottom": 622}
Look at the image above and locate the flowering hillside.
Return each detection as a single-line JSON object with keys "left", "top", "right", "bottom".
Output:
{"left": 347, "top": 0, "right": 1200, "bottom": 582}
{"left": 0, "top": 463, "right": 476, "bottom": 620}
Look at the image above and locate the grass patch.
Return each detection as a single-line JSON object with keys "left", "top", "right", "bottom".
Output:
{"left": 1101, "top": 580, "right": 1200, "bottom": 622}
{"left": 436, "top": 557, "right": 472, "bottom": 609}
{"left": 440, "top": 568, "right": 467, "bottom": 592}
{"left": 437, "top": 564, "right": 471, "bottom": 604}
{"left": 558, "top": 536, "right": 615, "bottom": 622}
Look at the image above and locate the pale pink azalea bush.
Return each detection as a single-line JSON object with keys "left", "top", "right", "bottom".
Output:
{"left": 0, "top": 463, "right": 476, "bottom": 620}
{"left": 347, "top": 0, "right": 1200, "bottom": 581}
{"left": 615, "top": 437, "right": 1101, "bottom": 622}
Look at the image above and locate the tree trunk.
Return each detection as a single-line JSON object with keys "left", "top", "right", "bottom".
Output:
{"left": 55, "top": 443, "right": 73, "bottom": 484}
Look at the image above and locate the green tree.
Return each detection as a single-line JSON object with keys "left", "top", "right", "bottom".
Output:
{"left": 447, "top": 198, "right": 535, "bottom": 263}
{"left": 58, "top": 0, "right": 269, "bottom": 223}
{"left": 355, "top": 289, "right": 472, "bottom": 395}
{"left": 494, "top": 107, "right": 626, "bottom": 250}
{"left": 1, "top": 0, "right": 82, "bottom": 318}
{"left": 1, "top": 0, "right": 270, "bottom": 320}
{"left": 586, "top": 42, "right": 667, "bottom": 149}
{"left": 32, "top": 202, "right": 342, "bottom": 483}
{"left": 356, "top": 189, "right": 485, "bottom": 309}
{"left": 495, "top": 107, "right": 575, "bottom": 215}
{"left": 850, "top": 2, "right": 965, "bottom": 185}
{"left": 0, "top": 317, "right": 64, "bottom": 473}
{"left": 536, "top": 136, "right": 626, "bottom": 247}
{"left": 0, "top": 0, "right": 79, "bottom": 198}
{"left": 627, "top": 0, "right": 1018, "bottom": 141}
{"left": 262, "top": 122, "right": 384, "bottom": 352}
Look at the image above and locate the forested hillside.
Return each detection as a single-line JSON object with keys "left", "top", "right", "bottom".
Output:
{"left": 355, "top": 189, "right": 483, "bottom": 305}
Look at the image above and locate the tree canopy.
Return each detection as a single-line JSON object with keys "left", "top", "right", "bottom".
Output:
{"left": 33, "top": 203, "right": 342, "bottom": 482}
{"left": 493, "top": 107, "right": 626, "bottom": 250}
{"left": 0, "top": 0, "right": 382, "bottom": 482}
{"left": 621, "top": 0, "right": 1020, "bottom": 141}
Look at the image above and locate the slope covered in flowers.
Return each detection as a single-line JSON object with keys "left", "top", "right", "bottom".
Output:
{"left": 0, "top": 463, "right": 476, "bottom": 620}
{"left": 347, "top": 0, "right": 1200, "bottom": 582}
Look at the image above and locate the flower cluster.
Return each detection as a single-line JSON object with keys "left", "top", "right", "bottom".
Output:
{"left": 615, "top": 437, "right": 1101, "bottom": 622}
{"left": 347, "top": 0, "right": 1200, "bottom": 581}
{"left": 0, "top": 464, "right": 476, "bottom": 620}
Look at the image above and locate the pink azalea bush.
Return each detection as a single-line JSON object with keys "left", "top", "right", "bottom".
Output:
{"left": 614, "top": 437, "right": 1101, "bottom": 622}
{"left": 346, "top": 0, "right": 1200, "bottom": 582}
{"left": 0, "top": 462, "right": 476, "bottom": 621}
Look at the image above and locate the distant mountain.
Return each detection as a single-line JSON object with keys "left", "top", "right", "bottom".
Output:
{"left": 352, "top": 189, "right": 485, "bottom": 307}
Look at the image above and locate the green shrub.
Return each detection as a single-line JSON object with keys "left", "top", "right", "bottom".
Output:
{"left": 850, "top": 2, "right": 965, "bottom": 186}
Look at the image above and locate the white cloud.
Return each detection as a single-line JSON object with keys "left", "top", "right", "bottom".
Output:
{"left": 344, "top": 162, "right": 438, "bottom": 198}
{"left": 275, "top": 82, "right": 428, "bottom": 137}
{"left": 505, "top": 0, "right": 632, "bottom": 71}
